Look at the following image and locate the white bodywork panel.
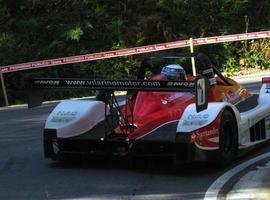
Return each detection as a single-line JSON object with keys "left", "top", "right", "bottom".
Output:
{"left": 177, "top": 102, "right": 240, "bottom": 133}
{"left": 44, "top": 84, "right": 270, "bottom": 150}
{"left": 239, "top": 83, "right": 270, "bottom": 146}
{"left": 45, "top": 100, "right": 106, "bottom": 138}
{"left": 178, "top": 83, "right": 270, "bottom": 149}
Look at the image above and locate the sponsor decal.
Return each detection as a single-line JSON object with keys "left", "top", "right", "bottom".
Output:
{"left": 182, "top": 113, "right": 210, "bottom": 128}
{"left": 182, "top": 119, "right": 208, "bottom": 126}
{"left": 56, "top": 111, "right": 78, "bottom": 116}
{"left": 32, "top": 78, "right": 196, "bottom": 91}
{"left": 166, "top": 81, "right": 195, "bottom": 87}
{"left": 188, "top": 111, "right": 221, "bottom": 150}
{"left": 188, "top": 113, "right": 209, "bottom": 119}
{"left": 50, "top": 111, "right": 78, "bottom": 123}
{"left": 161, "top": 93, "right": 184, "bottom": 105}
{"left": 191, "top": 127, "right": 219, "bottom": 142}
{"left": 34, "top": 79, "right": 60, "bottom": 86}
{"left": 161, "top": 99, "right": 168, "bottom": 105}
{"left": 222, "top": 91, "right": 241, "bottom": 104}
{"left": 190, "top": 118, "right": 220, "bottom": 150}
{"left": 50, "top": 116, "right": 75, "bottom": 123}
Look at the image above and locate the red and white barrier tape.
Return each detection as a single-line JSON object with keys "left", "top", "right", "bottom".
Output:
{"left": 1, "top": 30, "right": 270, "bottom": 73}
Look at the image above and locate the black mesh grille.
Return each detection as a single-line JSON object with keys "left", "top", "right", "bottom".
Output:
{"left": 250, "top": 119, "right": 266, "bottom": 142}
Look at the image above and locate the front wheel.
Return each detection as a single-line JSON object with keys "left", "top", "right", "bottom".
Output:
{"left": 217, "top": 109, "right": 237, "bottom": 166}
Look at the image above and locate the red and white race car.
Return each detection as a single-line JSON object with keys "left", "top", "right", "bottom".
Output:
{"left": 30, "top": 52, "right": 270, "bottom": 166}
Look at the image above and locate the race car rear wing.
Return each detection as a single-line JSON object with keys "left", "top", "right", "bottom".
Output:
{"left": 28, "top": 76, "right": 209, "bottom": 112}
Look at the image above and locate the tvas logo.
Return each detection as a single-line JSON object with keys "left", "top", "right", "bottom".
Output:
{"left": 161, "top": 93, "right": 184, "bottom": 105}
{"left": 161, "top": 99, "right": 168, "bottom": 105}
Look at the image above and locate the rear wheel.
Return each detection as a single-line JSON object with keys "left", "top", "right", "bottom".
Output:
{"left": 217, "top": 109, "right": 237, "bottom": 166}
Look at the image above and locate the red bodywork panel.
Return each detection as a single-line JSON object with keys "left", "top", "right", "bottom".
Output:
{"left": 114, "top": 74, "right": 251, "bottom": 141}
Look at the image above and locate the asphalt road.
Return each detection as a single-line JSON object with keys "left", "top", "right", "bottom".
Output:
{"left": 242, "top": 82, "right": 261, "bottom": 94}
{"left": 0, "top": 81, "right": 269, "bottom": 200}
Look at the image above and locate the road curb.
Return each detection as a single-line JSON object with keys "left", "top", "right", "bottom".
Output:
{"left": 204, "top": 152, "right": 270, "bottom": 200}
{"left": 227, "top": 159, "right": 270, "bottom": 200}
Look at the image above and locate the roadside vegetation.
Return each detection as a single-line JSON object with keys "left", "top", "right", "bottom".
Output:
{"left": 0, "top": 0, "right": 270, "bottom": 106}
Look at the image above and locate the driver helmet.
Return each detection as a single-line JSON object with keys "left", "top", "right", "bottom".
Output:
{"left": 161, "top": 64, "right": 186, "bottom": 80}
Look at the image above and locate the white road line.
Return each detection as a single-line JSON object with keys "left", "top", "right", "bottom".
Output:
{"left": 226, "top": 160, "right": 270, "bottom": 200}
{"left": 204, "top": 152, "right": 270, "bottom": 200}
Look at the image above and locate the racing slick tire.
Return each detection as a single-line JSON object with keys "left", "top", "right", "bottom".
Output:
{"left": 216, "top": 109, "right": 237, "bottom": 166}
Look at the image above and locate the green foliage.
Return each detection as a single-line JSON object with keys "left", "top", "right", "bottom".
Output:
{"left": 223, "top": 56, "right": 238, "bottom": 75}
{"left": 0, "top": 0, "right": 270, "bottom": 106}
{"left": 66, "top": 26, "right": 84, "bottom": 41}
{"left": 243, "top": 39, "right": 270, "bottom": 68}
